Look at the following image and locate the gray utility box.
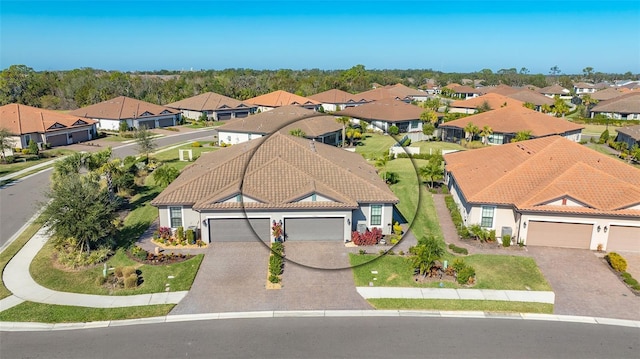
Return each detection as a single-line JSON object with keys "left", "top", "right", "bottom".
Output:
{"left": 357, "top": 220, "right": 368, "bottom": 234}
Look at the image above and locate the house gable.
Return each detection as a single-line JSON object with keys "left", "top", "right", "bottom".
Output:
{"left": 294, "top": 192, "right": 335, "bottom": 203}
{"left": 47, "top": 122, "right": 67, "bottom": 130}
{"left": 538, "top": 195, "right": 589, "bottom": 208}
{"left": 72, "top": 119, "right": 89, "bottom": 126}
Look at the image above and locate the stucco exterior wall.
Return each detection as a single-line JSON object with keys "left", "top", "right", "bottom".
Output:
{"left": 218, "top": 131, "right": 263, "bottom": 145}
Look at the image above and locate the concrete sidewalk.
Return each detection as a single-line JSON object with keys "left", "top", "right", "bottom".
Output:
{"left": 357, "top": 287, "right": 555, "bottom": 304}
{"left": 0, "top": 157, "right": 62, "bottom": 183}
{"left": 1, "top": 227, "right": 187, "bottom": 312}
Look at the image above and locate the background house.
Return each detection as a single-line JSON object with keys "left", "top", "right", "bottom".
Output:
{"left": 308, "top": 89, "right": 369, "bottom": 112}
{"left": 216, "top": 105, "right": 342, "bottom": 146}
{"left": 165, "top": 92, "right": 256, "bottom": 121}
{"left": 590, "top": 92, "right": 640, "bottom": 120}
{"left": 439, "top": 106, "right": 583, "bottom": 144}
{"left": 444, "top": 136, "right": 640, "bottom": 252}
{"left": 615, "top": 125, "right": 640, "bottom": 149}
{"left": 243, "top": 90, "right": 321, "bottom": 112}
{"left": 0, "top": 103, "right": 97, "bottom": 148}
{"left": 538, "top": 84, "right": 571, "bottom": 99}
{"left": 70, "top": 96, "right": 181, "bottom": 130}
{"left": 334, "top": 98, "right": 427, "bottom": 133}
{"left": 448, "top": 93, "right": 524, "bottom": 114}
{"left": 151, "top": 132, "right": 399, "bottom": 243}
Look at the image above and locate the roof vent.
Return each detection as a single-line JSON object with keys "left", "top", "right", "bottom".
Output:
{"left": 310, "top": 139, "right": 316, "bottom": 152}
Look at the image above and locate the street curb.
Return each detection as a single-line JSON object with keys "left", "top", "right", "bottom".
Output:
{"left": 1, "top": 310, "right": 639, "bottom": 332}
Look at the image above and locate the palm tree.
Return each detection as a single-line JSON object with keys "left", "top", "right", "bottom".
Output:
{"left": 289, "top": 128, "right": 306, "bottom": 138}
{"left": 418, "top": 158, "right": 443, "bottom": 188}
{"left": 375, "top": 155, "right": 390, "bottom": 182}
{"left": 552, "top": 96, "right": 569, "bottom": 118}
{"left": 479, "top": 125, "right": 493, "bottom": 145}
{"left": 335, "top": 116, "right": 351, "bottom": 147}
{"left": 463, "top": 122, "right": 479, "bottom": 141}
{"left": 511, "top": 130, "right": 532, "bottom": 142}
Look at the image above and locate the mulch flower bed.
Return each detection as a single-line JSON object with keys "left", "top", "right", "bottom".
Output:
{"left": 128, "top": 247, "right": 194, "bottom": 265}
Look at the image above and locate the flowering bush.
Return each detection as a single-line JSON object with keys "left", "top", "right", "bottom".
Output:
{"left": 351, "top": 228, "right": 383, "bottom": 246}
{"left": 158, "top": 226, "right": 172, "bottom": 240}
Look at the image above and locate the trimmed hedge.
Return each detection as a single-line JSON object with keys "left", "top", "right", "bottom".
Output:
{"left": 448, "top": 243, "right": 468, "bottom": 255}
{"left": 605, "top": 252, "right": 627, "bottom": 272}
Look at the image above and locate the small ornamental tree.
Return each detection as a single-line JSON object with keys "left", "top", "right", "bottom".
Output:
{"left": 409, "top": 236, "right": 444, "bottom": 277}
{"left": 135, "top": 126, "right": 157, "bottom": 163}
{"left": 28, "top": 139, "right": 39, "bottom": 156}
{"left": 599, "top": 129, "right": 610, "bottom": 144}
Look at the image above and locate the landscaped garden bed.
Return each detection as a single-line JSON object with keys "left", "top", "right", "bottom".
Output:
{"left": 151, "top": 225, "right": 206, "bottom": 248}
{"left": 602, "top": 252, "right": 640, "bottom": 296}
{"left": 128, "top": 246, "right": 194, "bottom": 265}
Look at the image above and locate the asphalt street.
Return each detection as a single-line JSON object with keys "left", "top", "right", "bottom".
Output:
{"left": 1, "top": 317, "right": 638, "bottom": 358}
{"left": 0, "top": 129, "right": 217, "bottom": 247}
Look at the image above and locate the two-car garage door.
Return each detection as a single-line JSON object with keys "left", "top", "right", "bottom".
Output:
{"left": 208, "top": 218, "right": 270, "bottom": 243}
{"left": 527, "top": 221, "right": 592, "bottom": 249}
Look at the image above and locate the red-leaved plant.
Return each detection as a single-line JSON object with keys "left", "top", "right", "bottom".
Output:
{"left": 351, "top": 228, "right": 383, "bottom": 246}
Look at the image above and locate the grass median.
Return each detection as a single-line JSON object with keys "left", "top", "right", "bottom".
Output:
{"left": 0, "top": 302, "right": 175, "bottom": 323}
{"left": 368, "top": 298, "right": 553, "bottom": 314}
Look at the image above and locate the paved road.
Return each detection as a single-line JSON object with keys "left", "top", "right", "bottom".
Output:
{"left": 0, "top": 129, "right": 216, "bottom": 247}
{"left": 2, "top": 317, "right": 638, "bottom": 358}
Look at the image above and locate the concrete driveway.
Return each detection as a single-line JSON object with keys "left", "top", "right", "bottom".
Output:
{"left": 528, "top": 247, "right": 640, "bottom": 321}
{"left": 170, "top": 241, "right": 369, "bottom": 314}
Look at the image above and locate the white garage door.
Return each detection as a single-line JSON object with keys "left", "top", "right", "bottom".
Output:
{"left": 209, "top": 218, "right": 270, "bottom": 242}
{"left": 607, "top": 225, "right": 640, "bottom": 252}
{"left": 527, "top": 221, "right": 592, "bottom": 249}
{"left": 285, "top": 218, "right": 344, "bottom": 241}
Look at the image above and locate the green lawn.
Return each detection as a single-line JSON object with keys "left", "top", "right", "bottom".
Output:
{"left": 410, "top": 141, "right": 465, "bottom": 154}
{"left": 0, "top": 302, "right": 174, "bottom": 323}
{"left": 0, "top": 149, "right": 74, "bottom": 178}
{"left": 576, "top": 123, "right": 620, "bottom": 136}
{"left": 0, "top": 221, "right": 42, "bottom": 299}
{"left": 354, "top": 133, "right": 397, "bottom": 159}
{"left": 368, "top": 299, "right": 553, "bottom": 314}
{"left": 350, "top": 254, "right": 550, "bottom": 291}
{"left": 153, "top": 141, "right": 218, "bottom": 171}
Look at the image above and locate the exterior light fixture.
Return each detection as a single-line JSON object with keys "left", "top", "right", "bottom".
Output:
{"left": 604, "top": 226, "right": 608, "bottom": 233}
{"left": 597, "top": 225, "right": 601, "bottom": 232}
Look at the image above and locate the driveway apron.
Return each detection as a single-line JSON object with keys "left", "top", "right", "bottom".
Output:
{"left": 528, "top": 247, "right": 640, "bottom": 321}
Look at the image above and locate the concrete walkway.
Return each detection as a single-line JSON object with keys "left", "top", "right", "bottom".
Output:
{"left": 357, "top": 287, "right": 555, "bottom": 304}
{"left": 0, "top": 227, "right": 187, "bottom": 312}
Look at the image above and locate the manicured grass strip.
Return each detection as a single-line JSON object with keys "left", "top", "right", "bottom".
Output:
{"left": 350, "top": 254, "right": 550, "bottom": 291}
{"left": 410, "top": 141, "right": 465, "bottom": 153}
{"left": 0, "top": 302, "right": 174, "bottom": 323}
{"left": 30, "top": 245, "right": 204, "bottom": 295}
{"left": 368, "top": 298, "right": 553, "bottom": 314}
{"left": 0, "top": 149, "right": 74, "bottom": 178}
{"left": 0, "top": 221, "right": 42, "bottom": 299}
{"left": 355, "top": 133, "right": 398, "bottom": 159}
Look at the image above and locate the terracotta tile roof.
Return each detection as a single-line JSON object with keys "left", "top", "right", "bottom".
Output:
{"left": 444, "top": 136, "right": 640, "bottom": 217}
{"left": 243, "top": 90, "right": 320, "bottom": 108}
{"left": 334, "top": 98, "right": 424, "bottom": 122}
{"left": 216, "top": 105, "right": 342, "bottom": 137}
{"left": 165, "top": 92, "right": 254, "bottom": 111}
{"left": 592, "top": 88, "right": 624, "bottom": 101}
{"left": 151, "top": 132, "right": 398, "bottom": 210}
{"left": 355, "top": 83, "right": 424, "bottom": 102}
{"left": 450, "top": 93, "right": 524, "bottom": 110}
{"left": 506, "top": 89, "right": 555, "bottom": 106}
{"left": 538, "top": 84, "right": 569, "bottom": 95}
{"left": 591, "top": 92, "right": 640, "bottom": 114}
{"left": 308, "top": 89, "right": 369, "bottom": 104}
{"left": 616, "top": 125, "right": 640, "bottom": 141}
{"left": 441, "top": 106, "right": 583, "bottom": 137}
{"left": 69, "top": 96, "right": 179, "bottom": 120}
{"left": 0, "top": 104, "right": 97, "bottom": 135}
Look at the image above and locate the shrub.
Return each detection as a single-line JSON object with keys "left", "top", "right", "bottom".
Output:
{"left": 598, "top": 129, "right": 609, "bottom": 144}
{"left": 158, "top": 226, "right": 172, "bottom": 240}
{"left": 122, "top": 266, "right": 136, "bottom": 278}
{"left": 451, "top": 258, "right": 467, "bottom": 273}
{"left": 176, "top": 226, "right": 184, "bottom": 242}
{"left": 130, "top": 246, "right": 148, "bottom": 261}
{"left": 124, "top": 274, "right": 138, "bottom": 289}
{"left": 269, "top": 255, "right": 283, "bottom": 276}
{"left": 4, "top": 155, "right": 15, "bottom": 164}
{"left": 186, "top": 229, "right": 195, "bottom": 244}
{"left": 95, "top": 276, "right": 107, "bottom": 286}
{"left": 605, "top": 252, "right": 627, "bottom": 272}
{"left": 191, "top": 141, "right": 202, "bottom": 147}
{"left": 502, "top": 234, "right": 511, "bottom": 247}
{"left": 457, "top": 265, "right": 476, "bottom": 285}
{"left": 448, "top": 243, "right": 468, "bottom": 255}
{"left": 388, "top": 125, "right": 399, "bottom": 135}
{"left": 359, "top": 249, "right": 367, "bottom": 255}
{"left": 352, "top": 228, "right": 383, "bottom": 246}
{"left": 398, "top": 250, "right": 404, "bottom": 256}
{"left": 114, "top": 267, "right": 124, "bottom": 278}
{"left": 401, "top": 137, "right": 411, "bottom": 146}
{"left": 387, "top": 250, "right": 395, "bottom": 255}
{"left": 268, "top": 274, "right": 280, "bottom": 283}
{"left": 271, "top": 242, "right": 284, "bottom": 255}
{"left": 393, "top": 222, "right": 403, "bottom": 235}
{"left": 28, "top": 139, "right": 40, "bottom": 156}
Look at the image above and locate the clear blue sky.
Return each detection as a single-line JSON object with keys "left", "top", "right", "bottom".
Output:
{"left": 1, "top": 0, "right": 639, "bottom": 74}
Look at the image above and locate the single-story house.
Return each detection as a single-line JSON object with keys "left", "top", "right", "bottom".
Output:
{"left": 165, "top": 92, "right": 256, "bottom": 121}
{"left": 478, "top": 84, "right": 520, "bottom": 96}
{"left": 445, "top": 84, "right": 481, "bottom": 99}
{"left": 590, "top": 92, "right": 640, "bottom": 120}
{"left": 151, "top": 132, "right": 399, "bottom": 243}
{"left": 448, "top": 93, "right": 524, "bottom": 114}
{"left": 216, "top": 105, "right": 343, "bottom": 146}
{"left": 591, "top": 88, "right": 624, "bottom": 101}
{"left": 243, "top": 90, "right": 321, "bottom": 112}
{"left": 573, "top": 82, "right": 596, "bottom": 96}
{"left": 70, "top": 96, "right": 181, "bottom": 131}
{"left": 0, "top": 103, "right": 97, "bottom": 149}
{"left": 444, "top": 136, "right": 640, "bottom": 252}
{"left": 615, "top": 125, "right": 640, "bottom": 149}
{"left": 356, "top": 83, "right": 428, "bottom": 103}
{"left": 308, "top": 89, "right": 369, "bottom": 112}
{"left": 439, "top": 106, "right": 583, "bottom": 144}
{"left": 538, "top": 84, "right": 571, "bottom": 99}
{"left": 505, "top": 89, "right": 555, "bottom": 111}
{"left": 334, "top": 98, "right": 428, "bottom": 133}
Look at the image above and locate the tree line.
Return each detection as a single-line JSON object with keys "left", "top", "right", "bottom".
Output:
{"left": 1, "top": 64, "right": 637, "bottom": 111}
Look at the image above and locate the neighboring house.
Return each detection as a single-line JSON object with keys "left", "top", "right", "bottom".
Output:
{"left": 216, "top": 105, "right": 342, "bottom": 146}
{"left": 505, "top": 89, "right": 555, "bottom": 111}
{"left": 446, "top": 85, "right": 481, "bottom": 99}
{"left": 439, "top": 106, "right": 583, "bottom": 144}
{"left": 165, "top": 92, "right": 256, "bottom": 121}
{"left": 356, "top": 83, "right": 429, "bottom": 103}
{"left": 243, "top": 90, "right": 321, "bottom": 112}
{"left": 444, "top": 136, "right": 640, "bottom": 252}
{"left": 573, "top": 82, "right": 596, "bottom": 96}
{"left": 70, "top": 96, "right": 181, "bottom": 131}
{"left": 307, "top": 89, "right": 369, "bottom": 112}
{"left": 0, "top": 103, "right": 97, "bottom": 149}
{"left": 334, "top": 98, "right": 427, "bottom": 133}
{"left": 151, "top": 132, "right": 399, "bottom": 243}
{"left": 479, "top": 84, "right": 520, "bottom": 96}
{"left": 590, "top": 92, "right": 640, "bottom": 120}
{"left": 538, "top": 84, "right": 571, "bottom": 99}
{"left": 591, "top": 88, "right": 624, "bottom": 101}
{"left": 615, "top": 125, "right": 640, "bottom": 148}
{"left": 448, "top": 93, "right": 524, "bottom": 114}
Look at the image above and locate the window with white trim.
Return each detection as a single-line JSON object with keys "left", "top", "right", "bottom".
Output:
{"left": 480, "top": 206, "right": 495, "bottom": 228}
{"left": 169, "top": 207, "right": 183, "bottom": 228}
{"left": 370, "top": 205, "right": 382, "bottom": 226}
